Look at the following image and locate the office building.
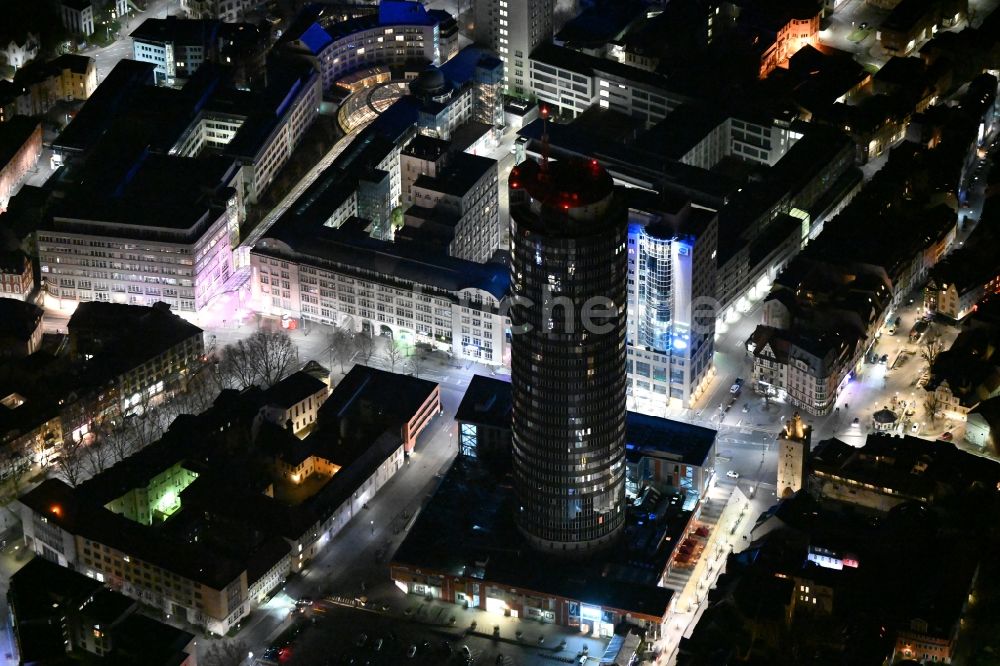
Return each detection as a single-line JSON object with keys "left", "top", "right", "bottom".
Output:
{"left": 508, "top": 157, "right": 628, "bottom": 554}
{"left": 250, "top": 217, "right": 509, "bottom": 365}
{"left": 400, "top": 141, "right": 499, "bottom": 263}
{"left": 473, "top": 0, "right": 553, "bottom": 96}
{"left": 279, "top": 1, "right": 458, "bottom": 94}
{"left": 131, "top": 18, "right": 268, "bottom": 87}
{"left": 181, "top": 0, "right": 255, "bottom": 23}
{"left": 626, "top": 199, "right": 717, "bottom": 409}
{"left": 37, "top": 152, "right": 242, "bottom": 313}
{"left": 528, "top": 43, "right": 690, "bottom": 125}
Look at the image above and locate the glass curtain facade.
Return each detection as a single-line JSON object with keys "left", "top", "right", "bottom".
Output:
{"left": 508, "top": 158, "right": 628, "bottom": 555}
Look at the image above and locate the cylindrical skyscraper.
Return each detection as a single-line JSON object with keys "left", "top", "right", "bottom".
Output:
{"left": 508, "top": 157, "right": 628, "bottom": 556}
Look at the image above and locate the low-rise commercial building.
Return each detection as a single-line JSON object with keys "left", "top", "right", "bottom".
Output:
{"left": 808, "top": 433, "right": 1000, "bottom": 512}
{"left": 391, "top": 456, "right": 677, "bottom": 638}
{"left": 453, "top": 374, "right": 717, "bottom": 502}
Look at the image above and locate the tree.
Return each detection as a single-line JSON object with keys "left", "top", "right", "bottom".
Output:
{"left": 354, "top": 331, "right": 375, "bottom": 364}
{"left": 921, "top": 338, "right": 944, "bottom": 367}
{"left": 252, "top": 330, "right": 299, "bottom": 388}
{"left": 329, "top": 326, "right": 354, "bottom": 373}
{"left": 201, "top": 640, "right": 250, "bottom": 666}
{"left": 55, "top": 437, "right": 87, "bottom": 487}
{"left": 923, "top": 390, "right": 940, "bottom": 423}
{"left": 217, "top": 331, "right": 298, "bottom": 389}
{"left": 384, "top": 340, "right": 405, "bottom": 373}
{"left": 83, "top": 438, "right": 110, "bottom": 477}
{"left": 407, "top": 352, "right": 427, "bottom": 378}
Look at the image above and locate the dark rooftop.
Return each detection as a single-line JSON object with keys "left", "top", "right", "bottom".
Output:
{"left": 412, "top": 151, "right": 495, "bottom": 198}
{"left": 625, "top": 411, "right": 717, "bottom": 467}
{"left": 318, "top": 365, "right": 437, "bottom": 449}
{"left": 455, "top": 374, "right": 512, "bottom": 429}
{"left": 393, "top": 456, "right": 676, "bottom": 621}
{"left": 0, "top": 297, "right": 42, "bottom": 342}
{"left": 263, "top": 371, "right": 328, "bottom": 409}
{"left": 0, "top": 116, "right": 39, "bottom": 171}
{"left": 130, "top": 16, "right": 221, "bottom": 45}
{"left": 811, "top": 434, "right": 1000, "bottom": 503}
{"left": 255, "top": 195, "right": 510, "bottom": 301}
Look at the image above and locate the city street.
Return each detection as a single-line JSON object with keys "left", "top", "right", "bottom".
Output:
{"left": 86, "top": 0, "right": 178, "bottom": 85}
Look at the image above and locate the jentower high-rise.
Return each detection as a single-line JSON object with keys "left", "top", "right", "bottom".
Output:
{"left": 508, "top": 155, "right": 628, "bottom": 556}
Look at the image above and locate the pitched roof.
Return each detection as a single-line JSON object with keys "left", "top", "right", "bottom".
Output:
{"left": 263, "top": 371, "right": 327, "bottom": 409}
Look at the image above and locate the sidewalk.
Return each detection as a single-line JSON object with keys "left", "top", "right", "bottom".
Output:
{"left": 388, "top": 595, "right": 610, "bottom": 660}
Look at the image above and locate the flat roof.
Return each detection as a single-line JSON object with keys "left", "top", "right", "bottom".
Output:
{"left": 130, "top": 17, "right": 220, "bottom": 45}
{"left": 455, "top": 374, "right": 512, "bottom": 429}
{"left": 531, "top": 41, "right": 672, "bottom": 91}
{"left": 319, "top": 365, "right": 437, "bottom": 443}
{"left": 412, "top": 151, "right": 495, "bottom": 198}
{"left": 255, "top": 207, "right": 510, "bottom": 301}
{"left": 625, "top": 411, "right": 717, "bottom": 467}
{"left": 392, "top": 456, "right": 677, "bottom": 620}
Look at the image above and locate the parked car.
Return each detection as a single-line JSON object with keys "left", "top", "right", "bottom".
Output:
{"left": 726, "top": 470, "right": 740, "bottom": 479}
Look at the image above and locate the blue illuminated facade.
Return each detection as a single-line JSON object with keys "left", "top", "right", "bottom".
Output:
{"left": 625, "top": 204, "right": 718, "bottom": 408}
